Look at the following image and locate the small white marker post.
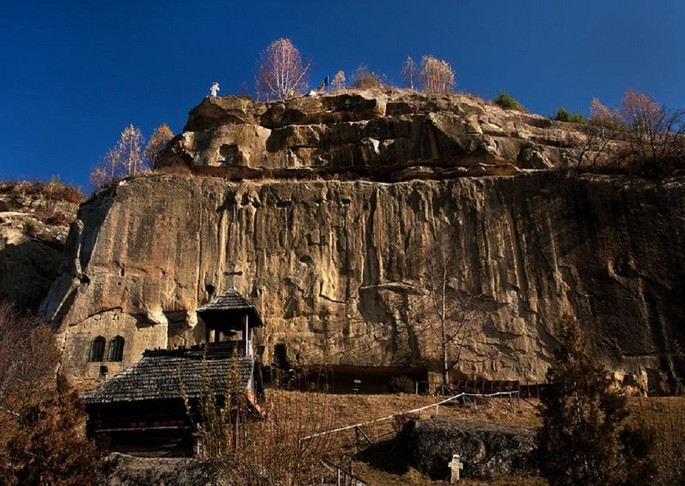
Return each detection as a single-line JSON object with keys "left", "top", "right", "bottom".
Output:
{"left": 449, "top": 454, "right": 464, "bottom": 483}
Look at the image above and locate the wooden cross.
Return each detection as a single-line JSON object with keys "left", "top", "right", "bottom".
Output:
{"left": 224, "top": 263, "right": 243, "bottom": 290}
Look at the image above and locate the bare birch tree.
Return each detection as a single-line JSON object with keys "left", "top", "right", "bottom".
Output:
{"left": 90, "top": 123, "right": 173, "bottom": 189}
{"left": 256, "top": 38, "right": 310, "bottom": 101}
{"left": 420, "top": 55, "right": 455, "bottom": 94}
{"left": 401, "top": 56, "right": 417, "bottom": 90}
{"left": 619, "top": 89, "right": 685, "bottom": 172}
{"left": 330, "top": 70, "right": 346, "bottom": 92}
{"left": 416, "top": 235, "right": 490, "bottom": 390}
{"left": 90, "top": 124, "right": 148, "bottom": 189}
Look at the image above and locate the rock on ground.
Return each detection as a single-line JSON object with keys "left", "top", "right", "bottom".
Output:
{"left": 404, "top": 416, "right": 536, "bottom": 480}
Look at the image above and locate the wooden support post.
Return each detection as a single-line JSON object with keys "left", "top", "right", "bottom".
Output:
{"left": 355, "top": 426, "right": 373, "bottom": 446}
{"left": 244, "top": 314, "right": 250, "bottom": 356}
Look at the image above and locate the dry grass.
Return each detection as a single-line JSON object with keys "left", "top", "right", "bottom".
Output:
{"left": 264, "top": 390, "right": 541, "bottom": 484}
{"left": 261, "top": 392, "right": 685, "bottom": 484}
{"left": 629, "top": 397, "right": 685, "bottom": 485}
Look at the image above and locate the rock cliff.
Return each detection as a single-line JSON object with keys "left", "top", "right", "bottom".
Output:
{"left": 0, "top": 181, "right": 81, "bottom": 310}
{"left": 42, "top": 92, "right": 685, "bottom": 389}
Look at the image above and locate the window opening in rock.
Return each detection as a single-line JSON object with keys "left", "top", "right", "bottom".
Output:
{"left": 274, "top": 343, "right": 290, "bottom": 369}
{"left": 220, "top": 144, "right": 240, "bottom": 165}
{"left": 89, "top": 336, "right": 105, "bottom": 362}
{"left": 108, "top": 336, "right": 125, "bottom": 362}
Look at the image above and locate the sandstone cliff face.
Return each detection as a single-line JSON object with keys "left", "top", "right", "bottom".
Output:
{"left": 42, "top": 172, "right": 685, "bottom": 387}
{"left": 39, "top": 92, "right": 685, "bottom": 389}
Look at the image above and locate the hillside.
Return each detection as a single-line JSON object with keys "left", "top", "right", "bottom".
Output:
{"left": 0, "top": 180, "right": 82, "bottom": 310}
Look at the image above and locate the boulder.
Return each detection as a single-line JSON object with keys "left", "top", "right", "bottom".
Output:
{"left": 404, "top": 416, "right": 536, "bottom": 479}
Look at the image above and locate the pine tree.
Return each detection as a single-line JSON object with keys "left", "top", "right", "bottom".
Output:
{"left": 536, "top": 316, "right": 653, "bottom": 485}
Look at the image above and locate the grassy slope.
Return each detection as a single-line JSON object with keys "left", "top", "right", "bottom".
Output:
{"left": 270, "top": 390, "right": 685, "bottom": 485}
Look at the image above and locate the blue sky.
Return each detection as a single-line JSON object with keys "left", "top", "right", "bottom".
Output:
{"left": 1, "top": 1, "right": 683, "bottom": 189}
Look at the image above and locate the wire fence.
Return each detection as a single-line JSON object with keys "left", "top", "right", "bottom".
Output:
{"left": 302, "top": 390, "right": 520, "bottom": 442}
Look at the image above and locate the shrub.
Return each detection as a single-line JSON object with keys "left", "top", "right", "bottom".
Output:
{"left": 388, "top": 376, "right": 415, "bottom": 394}
{"left": 20, "top": 219, "right": 35, "bottom": 237}
{"left": 494, "top": 91, "right": 525, "bottom": 111}
{"left": 44, "top": 212, "right": 74, "bottom": 226}
{"left": 44, "top": 177, "right": 85, "bottom": 204}
{"left": 352, "top": 64, "right": 383, "bottom": 90}
{"left": 553, "top": 107, "right": 586, "bottom": 124}
{"left": 182, "top": 357, "right": 340, "bottom": 484}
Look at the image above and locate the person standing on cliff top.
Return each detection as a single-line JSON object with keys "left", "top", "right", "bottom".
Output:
{"left": 210, "top": 82, "right": 219, "bottom": 97}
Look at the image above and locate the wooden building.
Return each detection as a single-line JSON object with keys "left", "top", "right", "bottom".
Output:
{"left": 84, "top": 287, "right": 265, "bottom": 456}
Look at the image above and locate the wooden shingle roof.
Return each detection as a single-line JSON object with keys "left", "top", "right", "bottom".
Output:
{"left": 196, "top": 287, "right": 264, "bottom": 327}
{"left": 84, "top": 347, "right": 254, "bottom": 405}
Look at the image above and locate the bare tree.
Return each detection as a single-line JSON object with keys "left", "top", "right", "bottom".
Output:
{"left": 330, "top": 70, "right": 346, "bottom": 92}
{"left": 0, "top": 301, "right": 103, "bottom": 484}
{"left": 89, "top": 148, "right": 120, "bottom": 189}
{"left": 420, "top": 55, "right": 455, "bottom": 94}
{"left": 90, "top": 123, "right": 173, "bottom": 189}
{"left": 619, "top": 89, "right": 685, "bottom": 172}
{"left": 144, "top": 123, "right": 174, "bottom": 168}
{"left": 401, "top": 56, "right": 417, "bottom": 90}
{"left": 416, "top": 235, "right": 490, "bottom": 390}
{"left": 586, "top": 92, "right": 685, "bottom": 175}
{"left": 571, "top": 99, "right": 620, "bottom": 170}
{"left": 116, "top": 124, "right": 146, "bottom": 176}
{"left": 256, "top": 38, "right": 310, "bottom": 101}
{"left": 89, "top": 124, "right": 149, "bottom": 189}
{"left": 589, "top": 97, "right": 622, "bottom": 129}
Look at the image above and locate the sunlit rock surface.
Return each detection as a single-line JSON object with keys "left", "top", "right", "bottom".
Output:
{"left": 41, "top": 92, "right": 685, "bottom": 388}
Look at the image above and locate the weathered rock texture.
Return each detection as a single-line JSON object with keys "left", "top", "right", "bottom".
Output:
{"left": 40, "top": 92, "right": 685, "bottom": 387}
{"left": 0, "top": 182, "right": 79, "bottom": 310}
{"left": 159, "top": 91, "right": 593, "bottom": 180}
{"left": 41, "top": 173, "right": 685, "bottom": 386}
{"left": 403, "top": 416, "right": 536, "bottom": 479}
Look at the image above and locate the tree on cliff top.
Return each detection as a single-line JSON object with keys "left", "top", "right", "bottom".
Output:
{"left": 90, "top": 123, "right": 174, "bottom": 189}
{"left": 420, "top": 55, "right": 455, "bottom": 94}
{"left": 144, "top": 123, "right": 174, "bottom": 168}
{"left": 536, "top": 316, "right": 654, "bottom": 485}
{"left": 588, "top": 90, "right": 685, "bottom": 176}
{"left": 401, "top": 56, "right": 417, "bottom": 90}
{"left": 256, "top": 38, "right": 310, "bottom": 101}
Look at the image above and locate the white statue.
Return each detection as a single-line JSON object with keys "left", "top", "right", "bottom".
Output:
{"left": 210, "top": 82, "right": 220, "bottom": 97}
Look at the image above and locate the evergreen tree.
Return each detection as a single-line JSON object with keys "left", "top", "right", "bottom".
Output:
{"left": 536, "top": 316, "right": 654, "bottom": 485}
